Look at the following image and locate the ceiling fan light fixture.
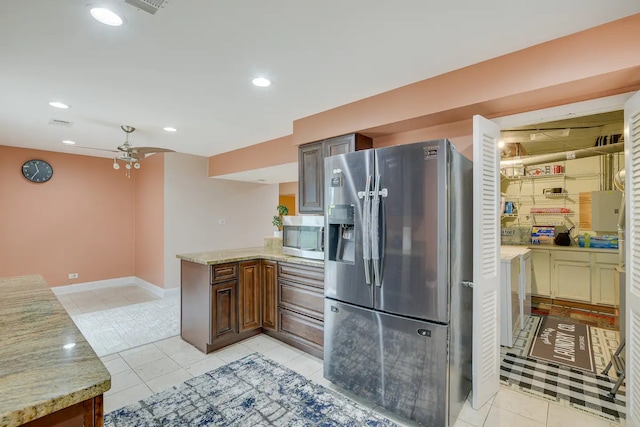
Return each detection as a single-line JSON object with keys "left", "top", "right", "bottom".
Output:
{"left": 252, "top": 77, "right": 271, "bottom": 87}
{"left": 113, "top": 159, "right": 120, "bottom": 170}
{"left": 49, "top": 101, "right": 69, "bottom": 109}
{"left": 163, "top": 127, "right": 177, "bottom": 132}
{"left": 90, "top": 7, "right": 123, "bottom": 26}
{"left": 134, "top": 162, "right": 141, "bottom": 169}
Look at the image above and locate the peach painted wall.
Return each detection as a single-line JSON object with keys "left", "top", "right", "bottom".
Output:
{"left": 279, "top": 182, "right": 297, "bottom": 195}
{"left": 0, "top": 146, "right": 135, "bottom": 287}
{"left": 373, "top": 119, "right": 474, "bottom": 160}
{"left": 134, "top": 153, "right": 164, "bottom": 288}
{"left": 208, "top": 135, "right": 297, "bottom": 177}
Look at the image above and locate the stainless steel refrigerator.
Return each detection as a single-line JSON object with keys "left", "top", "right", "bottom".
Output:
{"left": 323, "top": 139, "right": 473, "bottom": 427}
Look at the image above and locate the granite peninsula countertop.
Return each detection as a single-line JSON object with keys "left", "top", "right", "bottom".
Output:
{"left": 0, "top": 275, "right": 110, "bottom": 427}
{"left": 176, "top": 247, "right": 324, "bottom": 268}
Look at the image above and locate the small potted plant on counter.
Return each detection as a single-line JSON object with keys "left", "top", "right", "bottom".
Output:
{"left": 272, "top": 204, "right": 289, "bottom": 238}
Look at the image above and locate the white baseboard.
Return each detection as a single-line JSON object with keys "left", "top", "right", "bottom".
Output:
{"left": 52, "top": 276, "right": 179, "bottom": 298}
{"left": 164, "top": 287, "right": 180, "bottom": 298}
{"left": 134, "top": 277, "right": 166, "bottom": 298}
{"left": 51, "top": 276, "right": 136, "bottom": 295}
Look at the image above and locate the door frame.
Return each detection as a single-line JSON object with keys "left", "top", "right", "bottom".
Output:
{"left": 482, "top": 90, "right": 634, "bottom": 401}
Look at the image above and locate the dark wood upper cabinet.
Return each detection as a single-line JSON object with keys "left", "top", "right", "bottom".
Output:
{"left": 238, "top": 260, "right": 262, "bottom": 333}
{"left": 324, "top": 133, "right": 372, "bottom": 157}
{"left": 261, "top": 260, "right": 278, "bottom": 331}
{"left": 298, "top": 133, "right": 372, "bottom": 214}
{"left": 210, "top": 281, "right": 237, "bottom": 342}
{"left": 298, "top": 141, "right": 324, "bottom": 214}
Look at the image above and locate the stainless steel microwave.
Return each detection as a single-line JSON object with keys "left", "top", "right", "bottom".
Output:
{"left": 282, "top": 216, "right": 324, "bottom": 260}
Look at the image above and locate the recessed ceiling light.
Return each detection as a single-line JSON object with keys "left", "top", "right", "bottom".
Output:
{"left": 63, "top": 343, "right": 76, "bottom": 349}
{"left": 90, "top": 7, "right": 123, "bottom": 26}
{"left": 49, "top": 101, "right": 69, "bottom": 109}
{"left": 252, "top": 77, "right": 271, "bottom": 87}
{"left": 163, "top": 127, "right": 177, "bottom": 132}
{"left": 62, "top": 140, "right": 76, "bottom": 145}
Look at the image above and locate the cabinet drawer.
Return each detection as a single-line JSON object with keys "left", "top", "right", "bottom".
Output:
{"left": 278, "top": 307, "right": 323, "bottom": 351}
{"left": 279, "top": 279, "right": 324, "bottom": 320}
{"left": 594, "top": 252, "right": 619, "bottom": 265}
{"left": 278, "top": 262, "right": 324, "bottom": 289}
{"left": 552, "top": 251, "right": 590, "bottom": 263}
{"left": 211, "top": 263, "right": 238, "bottom": 283}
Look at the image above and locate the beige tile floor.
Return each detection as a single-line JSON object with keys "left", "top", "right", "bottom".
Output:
{"left": 62, "top": 285, "right": 626, "bottom": 427}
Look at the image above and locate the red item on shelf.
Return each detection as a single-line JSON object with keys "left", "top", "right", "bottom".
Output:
{"left": 530, "top": 207, "right": 571, "bottom": 214}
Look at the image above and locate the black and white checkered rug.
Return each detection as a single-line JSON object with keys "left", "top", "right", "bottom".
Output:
{"left": 501, "top": 352, "right": 626, "bottom": 421}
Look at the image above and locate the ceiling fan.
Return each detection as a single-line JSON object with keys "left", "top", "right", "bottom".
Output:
{"left": 74, "top": 125, "right": 175, "bottom": 176}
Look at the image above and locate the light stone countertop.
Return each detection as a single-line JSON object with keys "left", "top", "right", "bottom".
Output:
{"left": 525, "top": 244, "right": 619, "bottom": 253}
{"left": 176, "top": 246, "right": 324, "bottom": 268}
{"left": 0, "top": 275, "right": 110, "bottom": 427}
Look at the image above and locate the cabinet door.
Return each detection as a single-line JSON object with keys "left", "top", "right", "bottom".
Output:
{"left": 261, "top": 260, "right": 278, "bottom": 331}
{"left": 593, "top": 263, "right": 617, "bottom": 305}
{"left": 324, "top": 134, "right": 353, "bottom": 157}
{"left": 530, "top": 249, "right": 551, "bottom": 297}
{"left": 324, "top": 133, "right": 373, "bottom": 158}
{"left": 298, "top": 142, "right": 324, "bottom": 213}
{"left": 210, "top": 281, "right": 237, "bottom": 343}
{"left": 553, "top": 260, "right": 591, "bottom": 302}
{"left": 239, "top": 260, "right": 262, "bottom": 332}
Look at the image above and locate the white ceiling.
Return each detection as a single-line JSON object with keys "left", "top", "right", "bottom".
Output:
{"left": 1, "top": 1, "right": 639, "bottom": 162}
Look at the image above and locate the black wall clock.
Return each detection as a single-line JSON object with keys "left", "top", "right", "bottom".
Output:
{"left": 22, "top": 159, "right": 53, "bottom": 183}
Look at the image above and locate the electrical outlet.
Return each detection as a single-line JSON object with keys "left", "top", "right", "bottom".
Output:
{"left": 68, "top": 273, "right": 78, "bottom": 279}
{"left": 218, "top": 219, "right": 226, "bottom": 225}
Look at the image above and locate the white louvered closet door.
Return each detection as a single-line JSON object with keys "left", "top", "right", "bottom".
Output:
{"left": 625, "top": 91, "right": 640, "bottom": 426}
{"left": 472, "top": 115, "right": 501, "bottom": 410}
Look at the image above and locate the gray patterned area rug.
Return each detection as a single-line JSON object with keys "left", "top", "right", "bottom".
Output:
{"left": 104, "top": 353, "right": 399, "bottom": 427}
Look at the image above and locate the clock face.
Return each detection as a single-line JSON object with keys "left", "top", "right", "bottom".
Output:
{"left": 22, "top": 159, "right": 53, "bottom": 183}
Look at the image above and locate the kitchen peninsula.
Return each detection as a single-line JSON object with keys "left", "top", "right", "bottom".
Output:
{"left": 177, "top": 247, "right": 325, "bottom": 358}
{"left": 0, "top": 275, "right": 110, "bottom": 427}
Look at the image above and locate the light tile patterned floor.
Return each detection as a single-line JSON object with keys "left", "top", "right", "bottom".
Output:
{"left": 56, "top": 285, "right": 160, "bottom": 315}
{"left": 64, "top": 292, "right": 179, "bottom": 356}
{"left": 59, "top": 286, "right": 625, "bottom": 427}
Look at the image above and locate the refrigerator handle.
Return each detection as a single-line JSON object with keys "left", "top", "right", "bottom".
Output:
{"left": 362, "top": 175, "right": 372, "bottom": 285}
{"left": 372, "top": 175, "right": 382, "bottom": 287}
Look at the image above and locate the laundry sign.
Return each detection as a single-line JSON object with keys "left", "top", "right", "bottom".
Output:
{"left": 528, "top": 317, "right": 595, "bottom": 373}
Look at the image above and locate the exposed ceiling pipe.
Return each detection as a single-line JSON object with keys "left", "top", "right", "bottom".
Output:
{"left": 500, "top": 142, "right": 624, "bottom": 167}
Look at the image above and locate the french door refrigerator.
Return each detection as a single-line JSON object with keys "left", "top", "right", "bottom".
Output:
{"left": 323, "top": 139, "right": 473, "bottom": 427}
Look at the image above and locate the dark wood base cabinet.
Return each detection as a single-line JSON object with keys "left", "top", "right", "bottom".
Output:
{"left": 181, "top": 259, "right": 324, "bottom": 358}
{"left": 275, "top": 308, "right": 324, "bottom": 358}
{"left": 22, "top": 395, "right": 104, "bottom": 427}
{"left": 268, "top": 262, "right": 325, "bottom": 359}
{"left": 261, "top": 260, "right": 278, "bottom": 331}
{"left": 181, "top": 260, "right": 260, "bottom": 353}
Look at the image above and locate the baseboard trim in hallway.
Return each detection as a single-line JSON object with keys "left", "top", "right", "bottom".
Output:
{"left": 51, "top": 276, "right": 136, "bottom": 295}
{"left": 51, "top": 276, "right": 177, "bottom": 297}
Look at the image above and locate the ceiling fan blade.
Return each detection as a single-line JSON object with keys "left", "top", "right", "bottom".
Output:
{"left": 72, "top": 145, "right": 120, "bottom": 153}
{"left": 130, "top": 147, "right": 176, "bottom": 155}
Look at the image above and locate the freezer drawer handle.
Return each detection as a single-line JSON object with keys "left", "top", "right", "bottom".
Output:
{"left": 417, "top": 329, "right": 431, "bottom": 337}
{"left": 462, "top": 281, "right": 474, "bottom": 288}
{"left": 330, "top": 305, "right": 339, "bottom": 313}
